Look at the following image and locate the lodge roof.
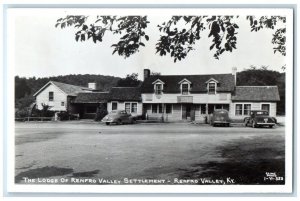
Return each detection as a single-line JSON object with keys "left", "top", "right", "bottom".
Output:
{"left": 73, "top": 92, "right": 110, "bottom": 103}
{"left": 232, "top": 86, "right": 280, "bottom": 101}
{"left": 33, "top": 81, "right": 92, "bottom": 97}
{"left": 109, "top": 87, "right": 142, "bottom": 101}
{"left": 141, "top": 74, "right": 235, "bottom": 93}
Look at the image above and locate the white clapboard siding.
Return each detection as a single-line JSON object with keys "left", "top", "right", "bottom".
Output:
{"left": 230, "top": 102, "right": 277, "bottom": 119}
{"left": 35, "top": 84, "right": 67, "bottom": 111}
{"left": 142, "top": 93, "right": 231, "bottom": 104}
{"left": 107, "top": 101, "right": 143, "bottom": 115}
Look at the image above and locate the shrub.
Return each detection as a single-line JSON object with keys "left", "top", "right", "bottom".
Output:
{"left": 57, "top": 111, "right": 78, "bottom": 121}
{"left": 94, "top": 104, "right": 108, "bottom": 121}
{"left": 31, "top": 104, "right": 55, "bottom": 117}
{"left": 15, "top": 108, "right": 30, "bottom": 118}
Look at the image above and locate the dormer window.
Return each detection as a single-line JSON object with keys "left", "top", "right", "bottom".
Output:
{"left": 179, "top": 78, "right": 192, "bottom": 95}
{"left": 182, "top": 83, "right": 189, "bottom": 95}
{"left": 155, "top": 84, "right": 162, "bottom": 95}
{"left": 208, "top": 82, "right": 216, "bottom": 94}
{"left": 205, "top": 78, "right": 219, "bottom": 94}
{"left": 152, "top": 79, "right": 165, "bottom": 95}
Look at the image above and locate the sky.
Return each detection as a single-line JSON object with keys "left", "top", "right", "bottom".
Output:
{"left": 12, "top": 9, "right": 288, "bottom": 80}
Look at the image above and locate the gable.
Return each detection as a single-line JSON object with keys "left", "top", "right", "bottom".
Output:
{"left": 178, "top": 78, "right": 192, "bottom": 84}
{"left": 33, "top": 81, "right": 92, "bottom": 97}
{"left": 33, "top": 81, "right": 67, "bottom": 97}
{"left": 205, "top": 78, "right": 219, "bottom": 83}
{"left": 152, "top": 79, "right": 165, "bottom": 85}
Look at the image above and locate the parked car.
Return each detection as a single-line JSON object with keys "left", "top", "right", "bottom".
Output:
{"left": 210, "top": 109, "right": 231, "bottom": 127}
{"left": 101, "top": 110, "right": 137, "bottom": 125}
{"left": 244, "top": 110, "right": 277, "bottom": 128}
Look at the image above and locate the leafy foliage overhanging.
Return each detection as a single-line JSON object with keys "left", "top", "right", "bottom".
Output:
{"left": 55, "top": 15, "right": 286, "bottom": 62}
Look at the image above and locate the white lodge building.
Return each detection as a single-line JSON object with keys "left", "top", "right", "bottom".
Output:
{"left": 141, "top": 69, "right": 280, "bottom": 122}
{"left": 33, "top": 68, "right": 280, "bottom": 122}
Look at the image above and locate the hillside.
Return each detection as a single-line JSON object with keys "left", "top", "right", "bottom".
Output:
{"left": 237, "top": 68, "right": 285, "bottom": 115}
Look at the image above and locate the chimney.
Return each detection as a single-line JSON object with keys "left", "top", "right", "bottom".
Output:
{"left": 232, "top": 67, "right": 237, "bottom": 86}
{"left": 88, "top": 82, "right": 97, "bottom": 90}
{"left": 144, "top": 69, "right": 150, "bottom": 80}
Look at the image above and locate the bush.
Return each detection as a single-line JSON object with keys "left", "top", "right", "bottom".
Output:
{"left": 15, "top": 108, "right": 30, "bottom": 118}
{"left": 94, "top": 104, "right": 108, "bottom": 121}
{"left": 31, "top": 104, "right": 55, "bottom": 117}
{"left": 57, "top": 111, "right": 78, "bottom": 121}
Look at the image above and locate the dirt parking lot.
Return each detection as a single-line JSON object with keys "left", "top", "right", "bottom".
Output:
{"left": 14, "top": 121, "right": 285, "bottom": 185}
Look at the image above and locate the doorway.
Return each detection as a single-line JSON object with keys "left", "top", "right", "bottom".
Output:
{"left": 182, "top": 104, "right": 195, "bottom": 121}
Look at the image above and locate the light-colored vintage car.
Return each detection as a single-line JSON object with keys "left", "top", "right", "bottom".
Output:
{"left": 244, "top": 110, "right": 277, "bottom": 128}
{"left": 101, "top": 110, "right": 137, "bottom": 125}
{"left": 210, "top": 109, "right": 231, "bottom": 127}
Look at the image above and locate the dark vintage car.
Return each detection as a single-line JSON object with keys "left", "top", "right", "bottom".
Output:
{"left": 210, "top": 109, "right": 231, "bottom": 127}
{"left": 101, "top": 110, "right": 137, "bottom": 125}
{"left": 244, "top": 110, "right": 277, "bottom": 128}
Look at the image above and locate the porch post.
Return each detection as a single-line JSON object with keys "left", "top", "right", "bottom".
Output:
{"left": 162, "top": 103, "right": 165, "bottom": 122}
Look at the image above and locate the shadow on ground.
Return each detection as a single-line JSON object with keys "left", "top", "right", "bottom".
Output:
{"left": 177, "top": 136, "right": 285, "bottom": 185}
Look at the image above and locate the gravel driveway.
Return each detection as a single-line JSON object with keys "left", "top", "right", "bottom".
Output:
{"left": 15, "top": 121, "right": 285, "bottom": 185}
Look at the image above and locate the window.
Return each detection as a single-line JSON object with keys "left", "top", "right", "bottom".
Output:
{"left": 152, "top": 104, "right": 158, "bottom": 113}
{"left": 158, "top": 104, "right": 163, "bottom": 113}
{"left": 244, "top": 104, "right": 251, "bottom": 115}
{"left": 236, "top": 104, "right": 251, "bottom": 116}
{"left": 61, "top": 102, "right": 65, "bottom": 106}
{"left": 200, "top": 104, "right": 206, "bottom": 114}
{"left": 235, "top": 104, "right": 243, "bottom": 115}
{"left": 112, "top": 102, "right": 118, "bottom": 111}
{"left": 166, "top": 104, "right": 172, "bottom": 114}
{"left": 131, "top": 103, "right": 137, "bottom": 113}
{"left": 261, "top": 104, "right": 270, "bottom": 114}
{"left": 125, "top": 103, "right": 131, "bottom": 113}
{"left": 155, "top": 84, "right": 162, "bottom": 95}
{"left": 152, "top": 104, "right": 163, "bottom": 113}
{"left": 49, "top": 92, "right": 54, "bottom": 101}
{"left": 182, "top": 84, "right": 189, "bottom": 95}
{"left": 208, "top": 83, "right": 216, "bottom": 94}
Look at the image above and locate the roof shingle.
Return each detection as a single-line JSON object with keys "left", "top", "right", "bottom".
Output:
{"left": 51, "top": 81, "right": 91, "bottom": 96}
{"left": 232, "top": 86, "right": 280, "bottom": 101}
{"left": 141, "top": 74, "right": 235, "bottom": 93}
{"left": 73, "top": 92, "right": 109, "bottom": 103}
{"left": 109, "top": 87, "right": 142, "bottom": 101}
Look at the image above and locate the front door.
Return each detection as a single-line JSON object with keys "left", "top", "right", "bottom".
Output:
{"left": 182, "top": 104, "right": 195, "bottom": 121}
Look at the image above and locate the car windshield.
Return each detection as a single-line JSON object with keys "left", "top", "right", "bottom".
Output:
{"left": 253, "top": 111, "right": 268, "bottom": 116}
{"left": 214, "top": 111, "right": 228, "bottom": 117}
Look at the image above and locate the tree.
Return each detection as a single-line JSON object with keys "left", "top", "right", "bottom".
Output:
{"left": 237, "top": 66, "right": 285, "bottom": 115}
{"left": 15, "top": 76, "right": 31, "bottom": 99}
{"left": 116, "top": 73, "right": 141, "bottom": 87}
{"left": 55, "top": 15, "right": 286, "bottom": 62}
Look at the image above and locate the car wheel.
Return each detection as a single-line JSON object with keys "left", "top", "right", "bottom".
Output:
{"left": 131, "top": 118, "right": 136, "bottom": 124}
{"left": 105, "top": 122, "right": 110, "bottom": 125}
{"left": 117, "top": 119, "right": 122, "bottom": 125}
{"left": 244, "top": 121, "right": 248, "bottom": 127}
{"left": 252, "top": 121, "right": 257, "bottom": 128}
{"left": 269, "top": 125, "right": 274, "bottom": 128}
{"left": 227, "top": 123, "right": 230, "bottom": 127}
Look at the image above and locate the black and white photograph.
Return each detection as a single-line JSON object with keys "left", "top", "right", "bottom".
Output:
{"left": 4, "top": 6, "right": 294, "bottom": 194}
